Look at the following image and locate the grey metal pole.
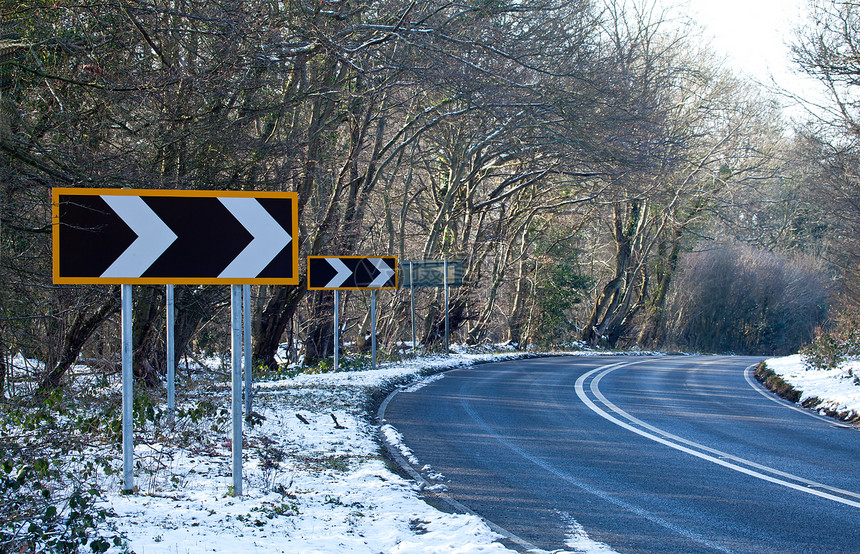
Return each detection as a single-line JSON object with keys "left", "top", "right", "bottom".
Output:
{"left": 243, "top": 284, "right": 252, "bottom": 415}
{"left": 121, "top": 284, "right": 134, "bottom": 493}
{"left": 409, "top": 262, "right": 416, "bottom": 349}
{"left": 230, "top": 285, "right": 243, "bottom": 496}
{"left": 333, "top": 289, "right": 340, "bottom": 371}
{"left": 444, "top": 259, "right": 449, "bottom": 354}
{"left": 166, "top": 284, "right": 175, "bottom": 424}
{"left": 371, "top": 290, "right": 377, "bottom": 369}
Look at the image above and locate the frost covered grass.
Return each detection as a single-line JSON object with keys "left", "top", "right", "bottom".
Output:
{"left": 26, "top": 347, "right": 556, "bottom": 553}
{"left": 80, "top": 344, "right": 632, "bottom": 553}
{"left": 13, "top": 346, "right": 852, "bottom": 553}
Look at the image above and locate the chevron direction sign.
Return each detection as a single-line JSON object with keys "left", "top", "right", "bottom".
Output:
{"left": 307, "top": 256, "right": 398, "bottom": 290}
{"left": 53, "top": 188, "right": 299, "bottom": 285}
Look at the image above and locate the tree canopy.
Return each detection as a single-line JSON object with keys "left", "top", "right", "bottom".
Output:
{"left": 0, "top": 0, "right": 848, "bottom": 393}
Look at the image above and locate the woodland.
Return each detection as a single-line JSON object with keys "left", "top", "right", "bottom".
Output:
{"left": 2, "top": 0, "right": 860, "bottom": 394}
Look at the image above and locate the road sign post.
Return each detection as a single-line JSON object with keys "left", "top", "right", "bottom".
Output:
{"left": 400, "top": 260, "right": 463, "bottom": 353}
{"left": 166, "top": 284, "right": 175, "bottom": 424}
{"left": 334, "top": 289, "right": 341, "bottom": 372}
{"left": 307, "top": 256, "right": 397, "bottom": 368}
{"left": 53, "top": 188, "right": 299, "bottom": 497}
{"left": 409, "top": 262, "right": 416, "bottom": 348}
{"left": 371, "top": 290, "right": 377, "bottom": 369}
{"left": 444, "top": 259, "right": 449, "bottom": 353}
{"left": 121, "top": 284, "right": 133, "bottom": 493}
{"left": 230, "top": 285, "right": 242, "bottom": 496}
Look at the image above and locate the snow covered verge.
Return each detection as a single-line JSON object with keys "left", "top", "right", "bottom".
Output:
{"left": 4, "top": 346, "right": 621, "bottom": 553}
{"left": 761, "top": 354, "right": 860, "bottom": 423}
{"left": 80, "top": 350, "right": 856, "bottom": 554}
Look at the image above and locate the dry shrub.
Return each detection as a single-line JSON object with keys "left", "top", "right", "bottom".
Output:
{"left": 664, "top": 245, "right": 830, "bottom": 355}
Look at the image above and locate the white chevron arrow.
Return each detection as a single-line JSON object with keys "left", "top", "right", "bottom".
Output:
{"left": 368, "top": 257, "right": 395, "bottom": 287}
{"left": 325, "top": 258, "right": 353, "bottom": 288}
{"left": 218, "top": 197, "right": 292, "bottom": 278}
{"left": 100, "top": 195, "right": 178, "bottom": 278}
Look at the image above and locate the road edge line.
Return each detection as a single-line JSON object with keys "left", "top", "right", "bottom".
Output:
{"left": 743, "top": 363, "right": 857, "bottom": 428}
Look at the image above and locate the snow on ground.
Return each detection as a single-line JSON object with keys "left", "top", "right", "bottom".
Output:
{"left": 88, "top": 349, "right": 860, "bottom": 554}
{"left": 765, "top": 354, "right": 860, "bottom": 418}
{"left": 93, "top": 348, "right": 614, "bottom": 554}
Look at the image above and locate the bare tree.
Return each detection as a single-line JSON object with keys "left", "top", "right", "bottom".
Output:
{"left": 790, "top": 0, "right": 860, "bottom": 313}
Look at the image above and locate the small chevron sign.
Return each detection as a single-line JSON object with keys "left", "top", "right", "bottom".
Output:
{"left": 307, "top": 256, "right": 398, "bottom": 290}
{"left": 52, "top": 188, "right": 299, "bottom": 284}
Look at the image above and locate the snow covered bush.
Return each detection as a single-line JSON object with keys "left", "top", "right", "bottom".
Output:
{"left": 0, "top": 393, "right": 123, "bottom": 552}
{"left": 802, "top": 318, "right": 860, "bottom": 372}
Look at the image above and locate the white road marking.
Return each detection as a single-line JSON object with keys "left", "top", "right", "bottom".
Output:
{"left": 458, "top": 379, "right": 734, "bottom": 552}
{"left": 575, "top": 361, "right": 860, "bottom": 509}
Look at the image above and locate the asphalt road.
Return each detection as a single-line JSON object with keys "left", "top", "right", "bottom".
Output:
{"left": 379, "top": 355, "right": 860, "bottom": 553}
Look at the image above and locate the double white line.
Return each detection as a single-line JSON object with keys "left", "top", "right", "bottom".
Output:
{"left": 575, "top": 361, "right": 860, "bottom": 509}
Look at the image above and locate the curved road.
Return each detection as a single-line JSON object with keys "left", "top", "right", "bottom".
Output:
{"left": 380, "top": 355, "right": 860, "bottom": 553}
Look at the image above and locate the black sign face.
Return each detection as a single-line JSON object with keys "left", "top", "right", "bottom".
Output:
{"left": 53, "top": 188, "right": 299, "bottom": 284}
{"left": 307, "top": 256, "right": 397, "bottom": 290}
{"left": 400, "top": 260, "right": 464, "bottom": 287}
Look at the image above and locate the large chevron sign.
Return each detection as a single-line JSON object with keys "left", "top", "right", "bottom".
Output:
{"left": 53, "top": 188, "right": 299, "bottom": 284}
{"left": 307, "top": 256, "right": 397, "bottom": 290}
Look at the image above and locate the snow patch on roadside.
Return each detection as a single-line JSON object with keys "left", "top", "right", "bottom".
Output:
{"left": 381, "top": 423, "right": 420, "bottom": 466}
{"left": 559, "top": 512, "right": 619, "bottom": 554}
{"left": 403, "top": 372, "right": 446, "bottom": 392}
{"left": 766, "top": 354, "right": 860, "bottom": 417}
{"left": 40, "top": 347, "right": 630, "bottom": 553}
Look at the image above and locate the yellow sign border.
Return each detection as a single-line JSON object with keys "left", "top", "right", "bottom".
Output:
{"left": 307, "top": 255, "right": 399, "bottom": 290}
{"left": 53, "top": 187, "right": 300, "bottom": 285}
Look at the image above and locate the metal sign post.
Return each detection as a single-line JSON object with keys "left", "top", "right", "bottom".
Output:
{"left": 409, "top": 262, "right": 416, "bottom": 349}
{"left": 230, "top": 285, "right": 243, "bottom": 496}
{"left": 243, "top": 284, "right": 252, "bottom": 414}
{"left": 166, "top": 284, "right": 175, "bottom": 423}
{"left": 444, "top": 259, "right": 450, "bottom": 353}
{"left": 333, "top": 290, "right": 340, "bottom": 371}
{"left": 121, "top": 284, "right": 134, "bottom": 493}
{"left": 371, "top": 290, "right": 377, "bottom": 369}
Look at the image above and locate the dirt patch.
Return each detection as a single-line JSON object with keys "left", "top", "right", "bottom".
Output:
{"left": 754, "top": 362, "right": 801, "bottom": 403}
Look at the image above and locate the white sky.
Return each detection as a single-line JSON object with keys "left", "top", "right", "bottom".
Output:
{"left": 684, "top": 0, "right": 805, "bottom": 79}
{"left": 665, "top": 0, "right": 824, "bottom": 115}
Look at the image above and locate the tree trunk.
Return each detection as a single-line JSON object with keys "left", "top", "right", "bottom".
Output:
{"left": 637, "top": 235, "right": 681, "bottom": 347}
{"left": 253, "top": 284, "right": 304, "bottom": 370}
{"left": 0, "top": 345, "right": 6, "bottom": 399}
{"left": 38, "top": 286, "right": 121, "bottom": 393}
{"left": 132, "top": 286, "right": 164, "bottom": 388}
{"left": 581, "top": 200, "right": 645, "bottom": 347}
{"left": 303, "top": 290, "right": 336, "bottom": 366}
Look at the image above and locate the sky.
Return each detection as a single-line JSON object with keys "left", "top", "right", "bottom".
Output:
{"left": 683, "top": 0, "right": 806, "bottom": 79}
{"left": 666, "top": 0, "right": 823, "bottom": 115}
